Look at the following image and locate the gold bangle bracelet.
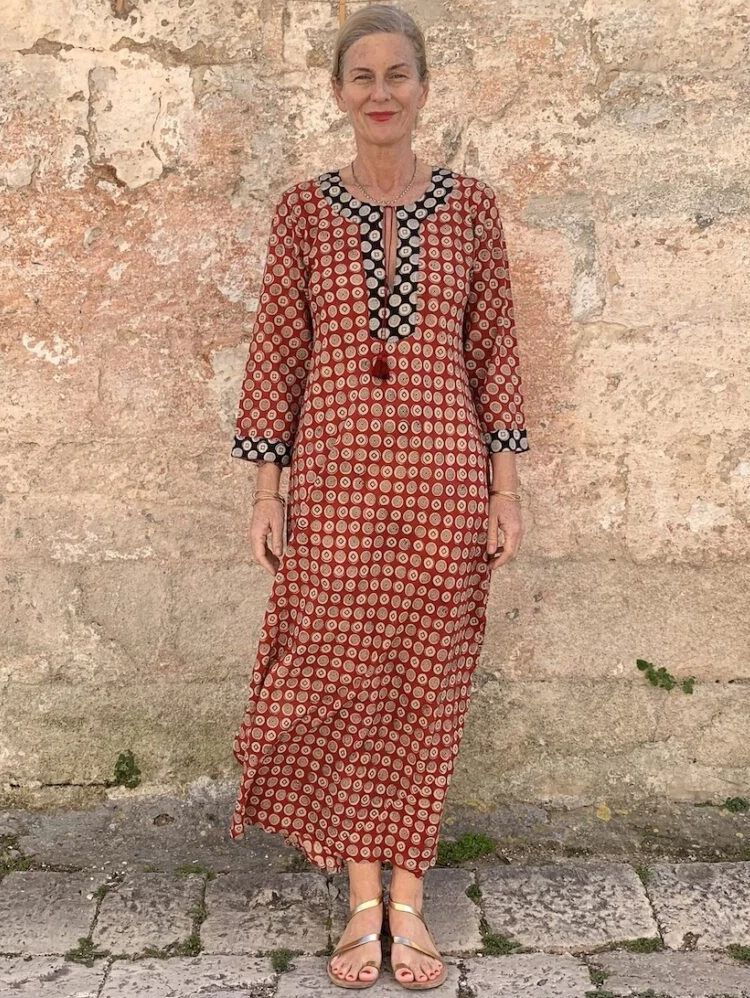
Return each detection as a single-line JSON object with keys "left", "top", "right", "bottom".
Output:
{"left": 489, "top": 490, "right": 521, "bottom": 502}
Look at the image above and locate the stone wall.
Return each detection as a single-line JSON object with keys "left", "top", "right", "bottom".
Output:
{"left": 1, "top": 0, "right": 748, "bottom": 809}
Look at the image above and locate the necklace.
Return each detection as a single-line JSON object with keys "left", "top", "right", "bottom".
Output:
{"left": 348, "top": 155, "right": 419, "bottom": 383}
{"left": 348, "top": 152, "right": 418, "bottom": 205}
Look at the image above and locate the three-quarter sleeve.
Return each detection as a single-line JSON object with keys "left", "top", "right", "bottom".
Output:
{"left": 462, "top": 184, "right": 529, "bottom": 456}
{"left": 231, "top": 188, "right": 313, "bottom": 467}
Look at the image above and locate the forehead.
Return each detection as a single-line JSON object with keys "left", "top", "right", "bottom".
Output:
{"left": 342, "top": 31, "right": 417, "bottom": 71}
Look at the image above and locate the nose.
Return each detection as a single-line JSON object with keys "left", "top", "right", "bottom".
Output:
{"left": 371, "top": 77, "right": 391, "bottom": 101}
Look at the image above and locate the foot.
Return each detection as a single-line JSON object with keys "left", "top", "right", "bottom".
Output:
{"left": 388, "top": 897, "right": 445, "bottom": 985}
{"left": 328, "top": 894, "right": 383, "bottom": 985}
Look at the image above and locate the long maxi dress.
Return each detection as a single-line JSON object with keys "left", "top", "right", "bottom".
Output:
{"left": 229, "top": 165, "right": 529, "bottom": 877}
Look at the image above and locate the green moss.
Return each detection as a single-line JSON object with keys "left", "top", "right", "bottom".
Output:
{"left": 477, "top": 913, "right": 524, "bottom": 955}
{"left": 174, "top": 862, "right": 216, "bottom": 881}
{"left": 263, "top": 947, "right": 302, "bottom": 972}
{"left": 189, "top": 901, "right": 207, "bottom": 924}
{"left": 563, "top": 844, "right": 592, "bottom": 857}
{"left": 0, "top": 835, "right": 33, "bottom": 876}
{"left": 722, "top": 797, "right": 750, "bottom": 813}
{"left": 634, "top": 865, "right": 651, "bottom": 887}
{"left": 635, "top": 658, "right": 694, "bottom": 693}
{"left": 65, "top": 937, "right": 110, "bottom": 966}
{"left": 481, "top": 930, "right": 525, "bottom": 956}
{"left": 437, "top": 833, "right": 497, "bottom": 865}
{"left": 91, "top": 871, "right": 125, "bottom": 904}
{"left": 174, "top": 934, "right": 201, "bottom": 957}
{"left": 141, "top": 946, "right": 168, "bottom": 959}
{"left": 140, "top": 935, "right": 202, "bottom": 959}
{"left": 113, "top": 750, "right": 141, "bottom": 789}
{"left": 617, "top": 937, "right": 663, "bottom": 952}
{"left": 588, "top": 965, "right": 609, "bottom": 985}
{"left": 727, "top": 943, "right": 750, "bottom": 962}
{"left": 465, "top": 883, "right": 482, "bottom": 904}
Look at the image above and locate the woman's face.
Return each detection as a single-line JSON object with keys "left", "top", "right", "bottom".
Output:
{"left": 333, "top": 32, "right": 428, "bottom": 149}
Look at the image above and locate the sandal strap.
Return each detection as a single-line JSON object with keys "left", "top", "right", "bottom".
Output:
{"left": 331, "top": 931, "right": 382, "bottom": 958}
{"left": 351, "top": 892, "right": 384, "bottom": 917}
{"left": 391, "top": 934, "right": 442, "bottom": 962}
{"left": 388, "top": 897, "right": 426, "bottom": 924}
{"left": 330, "top": 892, "right": 384, "bottom": 960}
{"left": 388, "top": 897, "right": 443, "bottom": 964}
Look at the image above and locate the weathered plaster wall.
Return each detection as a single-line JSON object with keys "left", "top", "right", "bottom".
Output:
{"left": 1, "top": 1, "right": 749, "bottom": 809}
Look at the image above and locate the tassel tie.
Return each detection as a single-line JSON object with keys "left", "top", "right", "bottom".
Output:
{"left": 371, "top": 203, "right": 396, "bottom": 383}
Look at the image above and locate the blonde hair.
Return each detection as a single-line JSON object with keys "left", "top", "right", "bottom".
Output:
{"left": 332, "top": 3, "right": 428, "bottom": 83}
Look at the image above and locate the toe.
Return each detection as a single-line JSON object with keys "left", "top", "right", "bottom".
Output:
{"left": 344, "top": 961, "right": 358, "bottom": 981}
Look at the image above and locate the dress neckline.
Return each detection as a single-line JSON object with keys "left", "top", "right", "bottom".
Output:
{"left": 328, "top": 165, "right": 439, "bottom": 210}
{"left": 317, "top": 166, "right": 457, "bottom": 224}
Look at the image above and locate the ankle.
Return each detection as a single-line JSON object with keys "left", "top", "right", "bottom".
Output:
{"left": 346, "top": 860, "right": 382, "bottom": 909}
{"left": 389, "top": 879, "right": 424, "bottom": 910}
{"left": 348, "top": 890, "right": 383, "bottom": 911}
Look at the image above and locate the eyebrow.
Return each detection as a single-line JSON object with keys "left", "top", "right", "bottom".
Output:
{"left": 348, "top": 63, "right": 411, "bottom": 73}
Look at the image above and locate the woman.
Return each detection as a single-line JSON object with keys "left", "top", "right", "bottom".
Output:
{"left": 229, "top": 4, "right": 529, "bottom": 990}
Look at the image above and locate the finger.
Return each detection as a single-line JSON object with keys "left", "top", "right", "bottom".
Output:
{"left": 486, "top": 518, "right": 499, "bottom": 558}
{"left": 252, "top": 531, "right": 276, "bottom": 576}
{"left": 490, "top": 547, "right": 513, "bottom": 568}
{"left": 489, "top": 529, "right": 523, "bottom": 568}
{"left": 270, "top": 520, "right": 284, "bottom": 558}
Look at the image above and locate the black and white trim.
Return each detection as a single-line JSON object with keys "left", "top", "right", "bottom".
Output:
{"left": 232, "top": 434, "right": 293, "bottom": 467}
{"left": 318, "top": 166, "right": 457, "bottom": 342}
{"left": 486, "top": 426, "right": 529, "bottom": 454}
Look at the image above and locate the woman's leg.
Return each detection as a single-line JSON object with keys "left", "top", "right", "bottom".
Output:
{"left": 328, "top": 859, "right": 384, "bottom": 983}
{"left": 389, "top": 865, "right": 445, "bottom": 984}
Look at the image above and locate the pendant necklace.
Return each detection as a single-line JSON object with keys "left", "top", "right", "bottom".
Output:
{"left": 349, "top": 153, "right": 418, "bottom": 383}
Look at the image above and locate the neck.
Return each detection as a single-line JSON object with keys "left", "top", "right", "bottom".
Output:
{"left": 351, "top": 143, "right": 418, "bottom": 195}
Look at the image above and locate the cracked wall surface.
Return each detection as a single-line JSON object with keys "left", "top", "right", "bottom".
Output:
{"left": 1, "top": 0, "right": 749, "bottom": 808}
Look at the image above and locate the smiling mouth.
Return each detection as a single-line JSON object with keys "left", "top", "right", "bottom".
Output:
{"left": 368, "top": 112, "right": 396, "bottom": 118}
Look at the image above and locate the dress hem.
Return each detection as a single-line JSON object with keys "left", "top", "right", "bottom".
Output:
{"left": 229, "top": 800, "right": 435, "bottom": 879}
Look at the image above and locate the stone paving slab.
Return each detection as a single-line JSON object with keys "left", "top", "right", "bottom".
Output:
{"left": 6, "top": 788, "right": 750, "bottom": 870}
{"left": 0, "top": 956, "right": 106, "bottom": 997}
{"left": 6, "top": 783, "right": 293, "bottom": 875}
{"left": 0, "top": 872, "right": 102, "bottom": 955}
{"left": 93, "top": 873, "right": 206, "bottom": 956}
{"left": 479, "top": 861, "right": 659, "bottom": 952}
{"left": 201, "top": 872, "right": 330, "bottom": 955}
{"left": 588, "top": 950, "right": 750, "bottom": 997}
{"left": 274, "top": 954, "right": 461, "bottom": 996}
{"left": 464, "top": 953, "right": 593, "bottom": 997}
{"left": 98, "top": 954, "right": 276, "bottom": 997}
{"left": 647, "top": 862, "right": 750, "bottom": 950}
{"left": 329, "top": 867, "right": 483, "bottom": 955}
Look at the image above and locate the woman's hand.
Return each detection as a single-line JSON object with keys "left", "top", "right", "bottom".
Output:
{"left": 486, "top": 495, "right": 524, "bottom": 570}
{"left": 250, "top": 498, "right": 285, "bottom": 576}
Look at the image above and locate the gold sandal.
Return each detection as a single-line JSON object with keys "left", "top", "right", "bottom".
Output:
{"left": 388, "top": 896, "right": 447, "bottom": 990}
{"left": 326, "top": 891, "right": 384, "bottom": 989}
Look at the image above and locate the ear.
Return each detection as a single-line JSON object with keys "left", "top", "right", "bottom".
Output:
{"left": 331, "top": 76, "right": 347, "bottom": 114}
{"left": 417, "top": 76, "right": 429, "bottom": 110}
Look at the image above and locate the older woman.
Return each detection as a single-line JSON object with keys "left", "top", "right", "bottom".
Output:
{"left": 229, "top": 3, "right": 529, "bottom": 990}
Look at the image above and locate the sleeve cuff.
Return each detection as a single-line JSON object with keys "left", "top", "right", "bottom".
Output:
{"left": 231, "top": 435, "right": 292, "bottom": 467}
{"left": 485, "top": 427, "right": 529, "bottom": 454}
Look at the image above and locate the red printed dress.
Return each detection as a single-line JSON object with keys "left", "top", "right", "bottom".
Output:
{"left": 229, "top": 166, "right": 529, "bottom": 877}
